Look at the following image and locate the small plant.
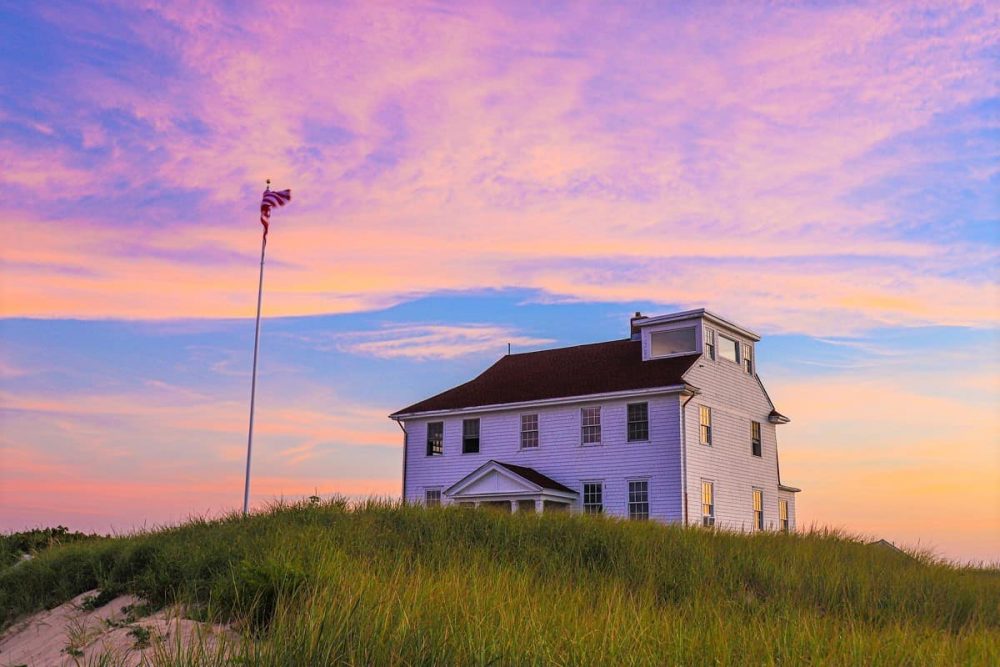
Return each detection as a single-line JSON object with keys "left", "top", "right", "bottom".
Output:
{"left": 79, "top": 589, "right": 117, "bottom": 611}
{"left": 128, "top": 625, "right": 152, "bottom": 649}
{"left": 62, "top": 616, "right": 100, "bottom": 661}
{"left": 118, "top": 601, "right": 154, "bottom": 623}
{"left": 62, "top": 644, "right": 84, "bottom": 657}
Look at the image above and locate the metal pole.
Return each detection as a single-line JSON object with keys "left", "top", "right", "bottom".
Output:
{"left": 243, "top": 234, "right": 267, "bottom": 516}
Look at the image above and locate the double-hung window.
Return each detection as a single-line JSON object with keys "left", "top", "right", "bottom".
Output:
{"left": 425, "top": 489, "right": 441, "bottom": 507}
{"left": 742, "top": 343, "right": 754, "bottom": 374}
{"left": 701, "top": 481, "right": 715, "bottom": 527}
{"left": 426, "top": 422, "right": 443, "bottom": 456}
{"left": 627, "top": 402, "right": 649, "bottom": 442}
{"left": 520, "top": 414, "right": 539, "bottom": 449}
{"left": 583, "top": 482, "right": 603, "bottom": 514}
{"left": 581, "top": 407, "right": 601, "bottom": 445}
{"left": 628, "top": 480, "right": 649, "bottom": 520}
{"left": 699, "top": 406, "right": 712, "bottom": 445}
{"left": 704, "top": 328, "right": 716, "bottom": 360}
{"left": 462, "top": 418, "right": 480, "bottom": 454}
{"left": 751, "top": 421, "right": 762, "bottom": 457}
{"left": 753, "top": 489, "right": 764, "bottom": 531}
{"left": 778, "top": 499, "right": 789, "bottom": 532}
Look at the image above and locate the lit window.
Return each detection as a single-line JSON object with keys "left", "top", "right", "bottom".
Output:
{"left": 462, "top": 418, "right": 480, "bottom": 454}
{"left": 520, "top": 414, "right": 539, "bottom": 449}
{"left": 701, "top": 481, "right": 715, "bottom": 527}
{"left": 779, "top": 499, "right": 789, "bottom": 532}
{"left": 426, "top": 422, "right": 443, "bottom": 456}
{"left": 581, "top": 407, "right": 601, "bottom": 445}
{"left": 650, "top": 327, "right": 697, "bottom": 357}
{"left": 583, "top": 482, "right": 603, "bottom": 514}
{"left": 719, "top": 335, "right": 739, "bottom": 363}
{"left": 699, "top": 406, "right": 712, "bottom": 445}
{"left": 628, "top": 480, "right": 649, "bottom": 520}
{"left": 425, "top": 489, "right": 441, "bottom": 507}
{"left": 627, "top": 402, "right": 649, "bottom": 442}
{"left": 742, "top": 343, "right": 753, "bottom": 374}
{"left": 751, "top": 421, "right": 762, "bottom": 457}
{"left": 705, "top": 328, "right": 716, "bottom": 360}
{"left": 753, "top": 489, "right": 764, "bottom": 531}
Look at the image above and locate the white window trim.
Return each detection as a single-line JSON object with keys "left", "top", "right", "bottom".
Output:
{"left": 626, "top": 402, "right": 650, "bottom": 443}
{"left": 519, "top": 413, "right": 539, "bottom": 450}
{"left": 752, "top": 488, "right": 764, "bottom": 532}
{"left": 647, "top": 325, "right": 699, "bottom": 360}
{"left": 742, "top": 342, "right": 754, "bottom": 374}
{"left": 626, "top": 478, "right": 650, "bottom": 520}
{"left": 701, "top": 479, "right": 715, "bottom": 527}
{"left": 699, "top": 405, "right": 712, "bottom": 446}
{"left": 778, "top": 498, "right": 789, "bottom": 532}
{"left": 424, "top": 488, "right": 443, "bottom": 507}
{"left": 426, "top": 421, "right": 444, "bottom": 457}
{"left": 581, "top": 480, "right": 604, "bottom": 514}
{"left": 580, "top": 406, "right": 602, "bottom": 446}
{"left": 461, "top": 417, "right": 480, "bottom": 455}
{"left": 718, "top": 334, "right": 741, "bottom": 365}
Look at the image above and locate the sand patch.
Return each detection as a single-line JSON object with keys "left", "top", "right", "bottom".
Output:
{"left": 0, "top": 590, "right": 234, "bottom": 666}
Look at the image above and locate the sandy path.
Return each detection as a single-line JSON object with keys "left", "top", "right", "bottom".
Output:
{"left": 0, "top": 590, "right": 234, "bottom": 666}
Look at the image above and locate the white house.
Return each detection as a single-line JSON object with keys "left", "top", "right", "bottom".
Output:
{"left": 389, "top": 309, "right": 800, "bottom": 531}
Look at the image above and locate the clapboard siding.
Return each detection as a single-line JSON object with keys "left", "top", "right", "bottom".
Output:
{"left": 397, "top": 310, "right": 798, "bottom": 531}
{"left": 682, "top": 326, "right": 785, "bottom": 531}
{"left": 403, "top": 394, "right": 683, "bottom": 521}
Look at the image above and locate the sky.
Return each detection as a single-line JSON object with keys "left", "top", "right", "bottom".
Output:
{"left": 0, "top": 1, "right": 997, "bottom": 563}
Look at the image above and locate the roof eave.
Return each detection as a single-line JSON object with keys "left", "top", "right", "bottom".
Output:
{"left": 778, "top": 484, "right": 801, "bottom": 493}
{"left": 635, "top": 308, "right": 761, "bottom": 341}
{"left": 390, "top": 383, "right": 692, "bottom": 420}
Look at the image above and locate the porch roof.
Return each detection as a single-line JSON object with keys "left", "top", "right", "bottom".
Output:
{"left": 444, "top": 460, "right": 577, "bottom": 499}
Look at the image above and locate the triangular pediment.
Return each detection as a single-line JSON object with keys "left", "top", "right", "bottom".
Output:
{"left": 445, "top": 461, "right": 542, "bottom": 498}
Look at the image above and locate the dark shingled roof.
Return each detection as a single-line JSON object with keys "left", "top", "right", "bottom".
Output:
{"left": 391, "top": 339, "right": 699, "bottom": 416}
{"left": 494, "top": 461, "right": 576, "bottom": 494}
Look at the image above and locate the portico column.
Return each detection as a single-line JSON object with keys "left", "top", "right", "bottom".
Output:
{"left": 510, "top": 500, "right": 517, "bottom": 513}
{"left": 535, "top": 499, "right": 543, "bottom": 513}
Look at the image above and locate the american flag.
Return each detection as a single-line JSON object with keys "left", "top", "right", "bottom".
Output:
{"left": 260, "top": 187, "right": 291, "bottom": 241}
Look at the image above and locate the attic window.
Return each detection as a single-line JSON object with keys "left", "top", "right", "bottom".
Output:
{"left": 718, "top": 335, "right": 739, "bottom": 363}
{"left": 650, "top": 327, "right": 696, "bottom": 357}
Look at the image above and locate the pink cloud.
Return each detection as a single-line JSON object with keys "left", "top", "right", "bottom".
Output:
{"left": 1, "top": 1, "right": 995, "bottom": 335}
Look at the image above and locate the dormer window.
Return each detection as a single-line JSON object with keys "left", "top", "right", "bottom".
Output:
{"left": 742, "top": 343, "right": 753, "bottom": 374}
{"left": 718, "top": 335, "right": 739, "bottom": 363}
{"left": 650, "top": 327, "right": 697, "bottom": 357}
{"left": 704, "top": 328, "right": 716, "bottom": 360}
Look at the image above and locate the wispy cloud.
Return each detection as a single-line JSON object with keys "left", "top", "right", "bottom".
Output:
{"left": 329, "top": 323, "right": 553, "bottom": 360}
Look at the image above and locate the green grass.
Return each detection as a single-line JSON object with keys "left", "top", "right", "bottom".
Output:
{"left": 2, "top": 499, "right": 998, "bottom": 665}
{"left": 0, "top": 525, "right": 99, "bottom": 569}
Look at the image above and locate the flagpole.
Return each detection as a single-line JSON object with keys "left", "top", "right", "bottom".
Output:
{"left": 243, "top": 206, "right": 268, "bottom": 516}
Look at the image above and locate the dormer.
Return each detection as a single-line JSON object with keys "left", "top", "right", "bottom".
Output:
{"left": 632, "top": 309, "right": 761, "bottom": 373}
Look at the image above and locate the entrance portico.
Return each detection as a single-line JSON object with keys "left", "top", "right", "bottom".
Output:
{"left": 444, "top": 460, "right": 578, "bottom": 512}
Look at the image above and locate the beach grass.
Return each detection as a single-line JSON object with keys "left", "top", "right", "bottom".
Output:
{"left": 2, "top": 499, "right": 997, "bottom": 665}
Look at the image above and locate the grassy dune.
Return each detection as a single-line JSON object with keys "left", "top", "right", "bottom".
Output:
{"left": 2, "top": 500, "right": 998, "bottom": 665}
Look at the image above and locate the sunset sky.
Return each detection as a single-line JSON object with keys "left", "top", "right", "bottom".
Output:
{"left": 1, "top": 1, "right": 997, "bottom": 563}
